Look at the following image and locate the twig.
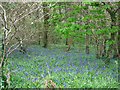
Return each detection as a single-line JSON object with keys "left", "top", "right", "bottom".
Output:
{"left": 6, "top": 43, "right": 20, "bottom": 58}
{"left": 6, "top": 42, "right": 20, "bottom": 55}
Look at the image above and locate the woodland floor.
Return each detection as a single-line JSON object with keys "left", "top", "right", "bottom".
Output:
{"left": 7, "top": 45, "right": 118, "bottom": 88}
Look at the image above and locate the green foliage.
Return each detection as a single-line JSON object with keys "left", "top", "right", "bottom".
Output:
{"left": 106, "top": 40, "right": 116, "bottom": 46}
{"left": 1, "top": 2, "right": 119, "bottom": 88}
{"left": 0, "top": 77, "right": 4, "bottom": 89}
{"left": 103, "top": 4, "right": 111, "bottom": 10}
{"left": 49, "top": 2, "right": 115, "bottom": 45}
{"left": 6, "top": 45, "right": 118, "bottom": 88}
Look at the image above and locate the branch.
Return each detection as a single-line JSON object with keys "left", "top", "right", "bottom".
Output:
{"left": 115, "top": 5, "right": 120, "bottom": 13}
{"left": 13, "top": 3, "right": 38, "bottom": 22}
{"left": 0, "top": 57, "right": 4, "bottom": 68}
{"left": 101, "top": 2, "right": 112, "bottom": 14}
{"left": 6, "top": 43, "right": 20, "bottom": 58}
{"left": 102, "top": 2, "right": 119, "bottom": 14}
{"left": 38, "top": 13, "right": 50, "bottom": 21}
{"left": 0, "top": 16, "right": 4, "bottom": 26}
{"left": 14, "top": 6, "right": 41, "bottom": 24}
{"left": 14, "top": 2, "right": 58, "bottom": 24}
{"left": 6, "top": 42, "right": 19, "bottom": 55}
{"left": 0, "top": 4, "right": 8, "bottom": 31}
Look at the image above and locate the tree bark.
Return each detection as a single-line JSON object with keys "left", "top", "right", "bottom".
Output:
{"left": 107, "top": 12, "right": 117, "bottom": 58}
{"left": 102, "top": 38, "right": 107, "bottom": 57}
{"left": 117, "top": 3, "right": 120, "bottom": 58}
{"left": 43, "top": 2, "right": 49, "bottom": 48}
{"left": 85, "top": 5, "right": 89, "bottom": 54}
{"left": 96, "top": 39, "right": 100, "bottom": 59}
{"left": 66, "top": 38, "right": 73, "bottom": 51}
{"left": 86, "top": 35, "right": 89, "bottom": 54}
{"left": 66, "top": 38, "right": 68, "bottom": 45}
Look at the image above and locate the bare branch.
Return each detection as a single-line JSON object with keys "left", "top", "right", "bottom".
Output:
{"left": 115, "top": 6, "right": 120, "bottom": 13}
{"left": 6, "top": 42, "right": 19, "bottom": 54}
{"left": 14, "top": 2, "right": 58, "bottom": 24}
{"left": 0, "top": 4, "right": 8, "bottom": 30}
{"left": 6, "top": 43, "right": 20, "bottom": 58}
{"left": 14, "top": 6, "right": 41, "bottom": 24}
{"left": 13, "top": 3, "right": 39, "bottom": 22}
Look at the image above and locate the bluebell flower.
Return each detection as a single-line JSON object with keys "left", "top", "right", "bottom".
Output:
{"left": 102, "top": 66, "right": 106, "bottom": 70}
{"left": 68, "top": 63, "right": 71, "bottom": 67}
{"left": 81, "top": 77, "right": 84, "bottom": 80}
{"left": 46, "top": 62, "right": 50, "bottom": 69}
{"left": 58, "top": 67, "right": 62, "bottom": 71}
{"left": 32, "top": 78, "right": 38, "bottom": 82}
{"left": 39, "top": 66, "right": 42, "bottom": 71}
{"left": 76, "top": 68, "right": 79, "bottom": 73}
{"left": 19, "top": 66, "right": 24, "bottom": 71}
{"left": 93, "top": 64, "right": 98, "bottom": 70}
{"left": 95, "top": 71, "right": 99, "bottom": 76}
{"left": 41, "top": 74, "right": 44, "bottom": 78}
{"left": 63, "top": 82, "right": 67, "bottom": 87}
{"left": 28, "top": 78, "right": 30, "bottom": 80}
{"left": 24, "top": 72, "right": 28, "bottom": 76}
{"left": 112, "top": 68, "right": 116, "bottom": 71}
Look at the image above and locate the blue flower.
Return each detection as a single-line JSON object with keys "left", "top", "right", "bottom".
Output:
{"left": 102, "top": 66, "right": 106, "bottom": 70}
{"left": 63, "top": 82, "right": 67, "bottom": 87}
{"left": 41, "top": 74, "right": 44, "bottom": 78}
{"left": 32, "top": 78, "right": 38, "bottom": 82}
{"left": 24, "top": 72, "right": 28, "bottom": 76}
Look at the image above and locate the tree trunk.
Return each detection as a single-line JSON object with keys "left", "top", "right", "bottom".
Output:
{"left": 64, "top": 3, "right": 69, "bottom": 46}
{"left": 107, "top": 12, "right": 117, "bottom": 58}
{"left": 36, "top": 9, "right": 41, "bottom": 45}
{"left": 102, "top": 38, "right": 107, "bottom": 57}
{"left": 1, "top": 28, "right": 8, "bottom": 88}
{"left": 117, "top": 3, "right": 120, "bottom": 58}
{"left": 66, "top": 38, "right": 68, "bottom": 45}
{"left": 43, "top": 2, "right": 49, "bottom": 48}
{"left": 85, "top": 5, "right": 89, "bottom": 54}
{"left": 2, "top": 37, "right": 4, "bottom": 52}
{"left": 43, "top": 30, "right": 48, "bottom": 48}
{"left": 86, "top": 35, "right": 89, "bottom": 54}
{"left": 66, "top": 38, "right": 73, "bottom": 51}
{"left": 96, "top": 39, "right": 100, "bottom": 59}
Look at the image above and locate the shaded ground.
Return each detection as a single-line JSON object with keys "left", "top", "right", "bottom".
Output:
{"left": 7, "top": 45, "right": 118, "bottom": 88}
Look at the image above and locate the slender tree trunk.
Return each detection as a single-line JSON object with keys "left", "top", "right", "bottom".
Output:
{"left": 99, "top": 40, "right": 102, "bottom": 58}
{"left": 102, "top": 38, "right": 107, "bottom": 57}
{"left": 107, "top": 13, "right": 117, "bottom": 58}
{"left": 85, "top": 5, "right": 89, "bottom": 54}
{"left": 86, "top": 35, "right": 89, "bottom": 54}
{"left": 66, "top": 38, "right": 68, "bottom": 45}
{"left": 96, "top": 39, "right": 100, "bottom": 58}
{"left": 64, "top": 3, "right": 69, "bottom": 46}
{"left": 2, "top": 37, "right": 4, "bottom": 52}
{"left": 117, "top": 3, "right": 120, "bottom": 58}
{"left": 118, "top": 30, "right": 120, "bottom": 57}
{"left": 58, "top": 2, "right": 62, "bottom": 15}
{"left": 66, "top": 38, "right": 73, "bottom": 51}
{"left": 36, "top": 9, "right": 41, "bottom": 45}
{"left": 43, "top": 2, "right": 49, "bottom": 48}
{"left": 1, "top": 28, "right": 8, "bottom": 88}
{"left": 38, "top": 32, "right": 41, "bottom": 45}
{"left": 43, "top": 30, "right": 48, "bottom": 48}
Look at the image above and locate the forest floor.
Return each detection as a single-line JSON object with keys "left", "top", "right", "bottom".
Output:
{"left": 7, "top": 45, "right": 118, "bottom": 88}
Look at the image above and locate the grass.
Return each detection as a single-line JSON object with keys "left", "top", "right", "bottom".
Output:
{"left": 5, "top": 45, "right": 119, "bottom": 88}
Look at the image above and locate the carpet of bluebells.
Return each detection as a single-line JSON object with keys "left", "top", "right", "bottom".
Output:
{"left": 6, "top": 45, "right": 118, "bottom": 88}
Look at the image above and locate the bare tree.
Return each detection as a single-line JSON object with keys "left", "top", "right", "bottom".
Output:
{"left": 0, "top": 2, "right": 44, "bottom": 88}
